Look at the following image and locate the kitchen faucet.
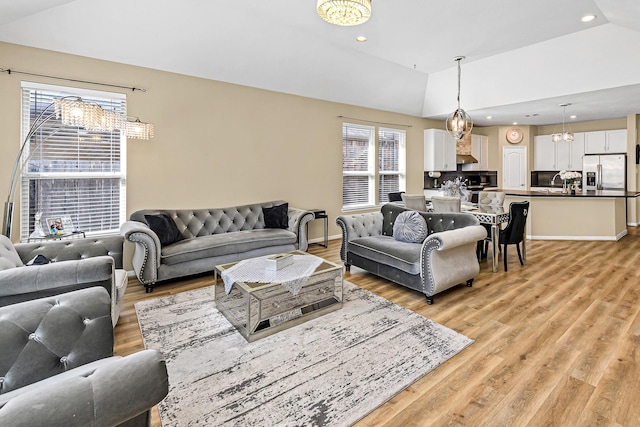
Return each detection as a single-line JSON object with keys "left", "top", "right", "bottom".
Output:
{"left": 550, "top": 172, "right": 562, "bottom": 186}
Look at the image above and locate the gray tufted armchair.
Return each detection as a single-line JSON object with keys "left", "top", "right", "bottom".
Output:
{"left": 0, "top": 234, "right": 127, "bottom": 325}
{"left": 121, "top": 201, "right": 314, "bottom": 292}
{"left": 336, "top": 203, "right": 486, "bottom": 304}
{"left": 0, "top": 287, "right": 168, "bottom": 426}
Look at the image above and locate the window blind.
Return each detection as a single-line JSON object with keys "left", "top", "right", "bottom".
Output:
{"left": 378, "top": 128, "right": 406, "bottom": 204}
{"left": 19, "top": 83, "right": 127, "bottom": 241}
{"left": 342, "top": 123, "right": 374, "bottom": 208}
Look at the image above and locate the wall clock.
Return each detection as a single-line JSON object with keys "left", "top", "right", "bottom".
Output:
{"left": 506, "top": 127, "right": 523, "bottom": 144}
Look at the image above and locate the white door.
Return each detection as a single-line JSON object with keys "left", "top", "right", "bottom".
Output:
{"left": 502, "top": 146, "right": 527, "bottom": 190}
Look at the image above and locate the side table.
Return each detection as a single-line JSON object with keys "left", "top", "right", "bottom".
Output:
{"left": 307, "top": 209, "right": 328, "bottom": 248}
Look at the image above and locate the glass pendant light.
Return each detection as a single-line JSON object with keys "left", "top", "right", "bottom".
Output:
{"left": 446, "top": 56, "right": 473, "bottom": 141}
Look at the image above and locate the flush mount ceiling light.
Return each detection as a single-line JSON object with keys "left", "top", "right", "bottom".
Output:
{"left": 581, "top": 14, "right": 597, "bottom": 23}
{"left": 445, "top": 56, "right": 473, "bottom": 141}
{"left": 551, "top": 103, "right": 574, "bottom": 142}
{"left": 317, "top": 0, "right": 372, "bottom": 26}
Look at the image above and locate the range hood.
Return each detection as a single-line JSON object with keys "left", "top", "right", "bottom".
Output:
{"left": 456, "top": 154, "right": 478, "bottom": 164}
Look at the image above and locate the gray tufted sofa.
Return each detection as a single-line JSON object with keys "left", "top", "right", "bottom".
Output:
{"left": 0, "top": 286, "right": 168, "bottom": 426}
{"left": 336, "top": 203, "right": 486, "bottom": 304}
{"left": 0, "top": 234, "right": 127, "bottom": 325}
{"left": 121, "top": 200, "right": 314, "bottom": 292}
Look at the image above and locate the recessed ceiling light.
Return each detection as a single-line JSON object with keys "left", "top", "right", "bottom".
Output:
{"left": 486, "top": 116, "right": 493, "bottom": 119}
{"left": 356, "top": 36, "right": 367, "bottom": 42}
{"left": 570, "top": 115, "right": 577, "bottom": 119}
{"left": 581, "top": 14, "right": 597, "bottom": 23}
{"left": 513, "top": 122, "right": 518, "bottom": 125}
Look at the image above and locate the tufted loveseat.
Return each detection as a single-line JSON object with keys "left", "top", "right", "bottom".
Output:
{"left": 0, "top": 234, "right": 127, "bottom": 325}
{"left": 120, "top": 201, "right": 314, "bottom": 292}
{"left": 336, "top": 203, "right": 486, "bottom": 304}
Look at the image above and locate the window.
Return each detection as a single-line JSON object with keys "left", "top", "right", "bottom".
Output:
{"left": 19, "top": 82, "right": 127, "bottom": 241}
{"left": 378, "top": 128, "right": 406, "bottom": 204}
{"left": 342, "top": 123, "right": 406, "bottom": 209}
{"left": 342, "top": 123, "right": 375, "bottom": 209}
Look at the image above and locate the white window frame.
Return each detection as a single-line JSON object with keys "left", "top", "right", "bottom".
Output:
{"left": 19, "top": 82, "right": 127, "bottom": 241}
{"left": 378, "top": 127, "right": 406, "bottom": 204}
{"left": 342, "top": 123, "right": 375, "bottom": 210}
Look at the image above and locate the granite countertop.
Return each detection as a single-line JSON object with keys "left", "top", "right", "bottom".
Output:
{"left": 495, "top": 189, "right": 640, "bottom": 198}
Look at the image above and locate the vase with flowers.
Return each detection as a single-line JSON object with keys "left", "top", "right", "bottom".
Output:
{"left": 441, "top": 177, "right": 470, "bottom": 202}
{"left": 559, "top": 170, "right": 582, "bottom": 195}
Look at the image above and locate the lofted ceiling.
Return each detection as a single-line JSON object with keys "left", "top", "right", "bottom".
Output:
{"left": 1, "top": 0, "right": 640, "bottom": 127}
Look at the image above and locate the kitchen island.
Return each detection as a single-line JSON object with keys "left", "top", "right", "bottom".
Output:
{"left": 496, "top": 189, "right": 639, "bottom": 241}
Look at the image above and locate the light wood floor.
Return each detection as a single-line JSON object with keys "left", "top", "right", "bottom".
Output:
{"left": 115, "top": 228, "right": 640, "bottom": 426}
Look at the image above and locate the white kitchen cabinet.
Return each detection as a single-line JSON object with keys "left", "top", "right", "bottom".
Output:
{"left": 584, "top": 129, "right": 627, "bottom": 154}
{"left": 533, "top": 135, "right": 555, "bottom": 170}
{"left": 461, "top": 135, "right": 489, "bottom": 171}
{"left": 424, "top": 129, "right": 456, "bottom": 171}
{"left": 606, "top": 129, "right": 627, "bottom": 153}
{"left": 534, "top": 133, "right": 584, "bottom": 171}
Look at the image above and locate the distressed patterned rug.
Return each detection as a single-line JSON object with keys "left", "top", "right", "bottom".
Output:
{"left": 135, "top": 281, "right": 473, "bottom": 426}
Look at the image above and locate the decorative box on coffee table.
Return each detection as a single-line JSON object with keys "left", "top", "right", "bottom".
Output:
{"left": 214, "top": 250, "right": 343, "bottom": 342}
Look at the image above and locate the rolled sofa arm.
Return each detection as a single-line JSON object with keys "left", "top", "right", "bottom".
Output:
{"left": 120, "top": 220, "right": 160, "bottom": 286}
{"left": 0, "top": 350, "right": 169, "bottom": 427}
{"left": 335, "top": 212, "right": 384, "bottom": 262}
{"left": 288, "top": 207, "right": 314, "bottom": 252}
{"left": 423, "top": 225, "right": 487, "bottom": 252}
{"left": 0, "top": 255, "right": 114, "bottom": 307}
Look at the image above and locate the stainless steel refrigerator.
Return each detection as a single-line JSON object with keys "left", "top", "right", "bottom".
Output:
{"left": 582, "top": 154, "right": 626, "bottom": 191}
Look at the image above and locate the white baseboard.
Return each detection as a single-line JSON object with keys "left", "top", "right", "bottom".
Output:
{"left": 529, "top": 229, "right": 627, "bottom": 241}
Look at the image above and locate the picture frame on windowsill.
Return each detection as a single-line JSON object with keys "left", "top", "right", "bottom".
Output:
{"left": 46, "top": 217, "right": 64, "bottom": 235}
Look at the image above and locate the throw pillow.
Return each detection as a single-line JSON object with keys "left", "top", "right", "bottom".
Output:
{"left": 263, "top": 203, "right": 289, "bottom": 229}
{"left": 393, "top": 211, "right": 429, "bottom": 244}
{"left": 145, "top": 213, "right": 185, "bottom": 246}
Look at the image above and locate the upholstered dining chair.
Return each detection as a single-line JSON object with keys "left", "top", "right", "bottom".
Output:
{"left": 477, "top": 191, "right": 505, "bottom": 260}
{"left": 477, "top": 191, "right": 505, "bottom": 206}
{"left": 388, "top": 191, "right": 405, "bottom": 202}
{"left": 401, "top": 193, "right": 428, "bottom": 211}
{"left": 431, "top": 195, "right": 461, "bottom": 213}
{"left": 498, "top": 201, "right": 529, "bottom": 271}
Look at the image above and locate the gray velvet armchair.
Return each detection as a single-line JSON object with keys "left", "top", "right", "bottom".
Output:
{"left": 0, "top": 234, "right": 127, "bottom": 325}
{"left": 0, "top": 287, "right": 168, "bottom": 426}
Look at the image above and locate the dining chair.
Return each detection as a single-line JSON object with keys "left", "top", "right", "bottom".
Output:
{"left": 477, "top": 191, "right": 505, "bottom": 206}
{"left": 477, "top": 191, "right": 505, "bottom": 260}
{"left": 401, "top": 193, "right": 427, "bottom": 211}
{"left": 388, "top": 191, "right": 405, "bottom": 202}
{"left": 430, "top": 195, "right": 461, "bottom": 213}
{"left": 498, "top": 201, "right": 529, "bottom": 271}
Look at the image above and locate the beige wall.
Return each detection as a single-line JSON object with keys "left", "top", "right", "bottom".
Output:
{"left": 0, "top": 42, "right": 441, "bottom": 242}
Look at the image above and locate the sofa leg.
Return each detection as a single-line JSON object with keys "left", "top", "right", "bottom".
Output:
{"left": 344, "top": 264, "right": 351, "bottom": 272}
{"left": 426, "top": 295, "right": 434, "bottom": 305}
{"left": 145, "top": 285, "right": 154, "bottom": 293}
{"left": 466, "top": 279, "right": 474, "bottom": 287}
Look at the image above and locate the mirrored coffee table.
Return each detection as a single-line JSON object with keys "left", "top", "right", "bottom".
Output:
{"left": 214, "top": 250, "right": 343, "bottom": 342}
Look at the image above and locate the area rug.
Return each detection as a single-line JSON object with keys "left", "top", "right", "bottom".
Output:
{"left": 135, "top": 281, "right": 473, "bottom": 426}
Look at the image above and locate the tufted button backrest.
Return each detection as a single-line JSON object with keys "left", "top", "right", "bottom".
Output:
{"left": 130, "top": 201, "right": 287, "bottom": 239}
{"left": 14, "top": 235, "right": 124, "bottom": 269}
{"left": 422, "top": 212, "right": 479, "bottom": 234}
{"left": 0, "top": 236, "right": 24, "bottom": 271}
{"left": 0, "top": 287, "right": 113, "bottom": 394}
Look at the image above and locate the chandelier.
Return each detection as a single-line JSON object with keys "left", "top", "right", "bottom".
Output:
{"left": 317, "top": 0, "right": 372, "bottom": 26}
{"left": 551, "top": 103, "right": 574, "bottom": 142}
{"left": 446, "top": 56, "right": 473, "bottom": 141}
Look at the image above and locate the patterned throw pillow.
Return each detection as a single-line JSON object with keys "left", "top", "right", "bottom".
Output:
{"left": 393, "top": 211, "right": 429, "bottom": 243}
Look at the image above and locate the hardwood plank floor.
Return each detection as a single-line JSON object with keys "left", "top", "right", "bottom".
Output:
{"left": 115, "top": 228, "right": 640, "bottom": 426}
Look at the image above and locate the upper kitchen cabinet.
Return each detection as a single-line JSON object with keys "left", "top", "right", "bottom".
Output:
{"left": 424, "top": 129, "right": 456, "bottom": 171}
{"left": 534, "top": 133, "right": 585, "bottom": 171}
{"left": 584, "top": 129, "right": 627, "bottom": 154}
{"left": 461, "top": 135, "right": 489, "bottom": 171}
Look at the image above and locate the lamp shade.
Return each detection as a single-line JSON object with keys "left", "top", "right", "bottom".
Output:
{"left": 317, "top": 0, "right": 371, "bottom": 26}
{"left": 126, "top": 119, "right": 154, "bottom": 140}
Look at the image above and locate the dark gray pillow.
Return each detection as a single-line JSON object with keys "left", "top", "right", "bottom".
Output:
{"left": 145, "top": 213, "right": 185, "bottom": 246}
{"left": 393, "top": 211, "right": 428, "bottom": 243}
{"left": 263, "top": 203, "right": 289, "bottom": 229}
